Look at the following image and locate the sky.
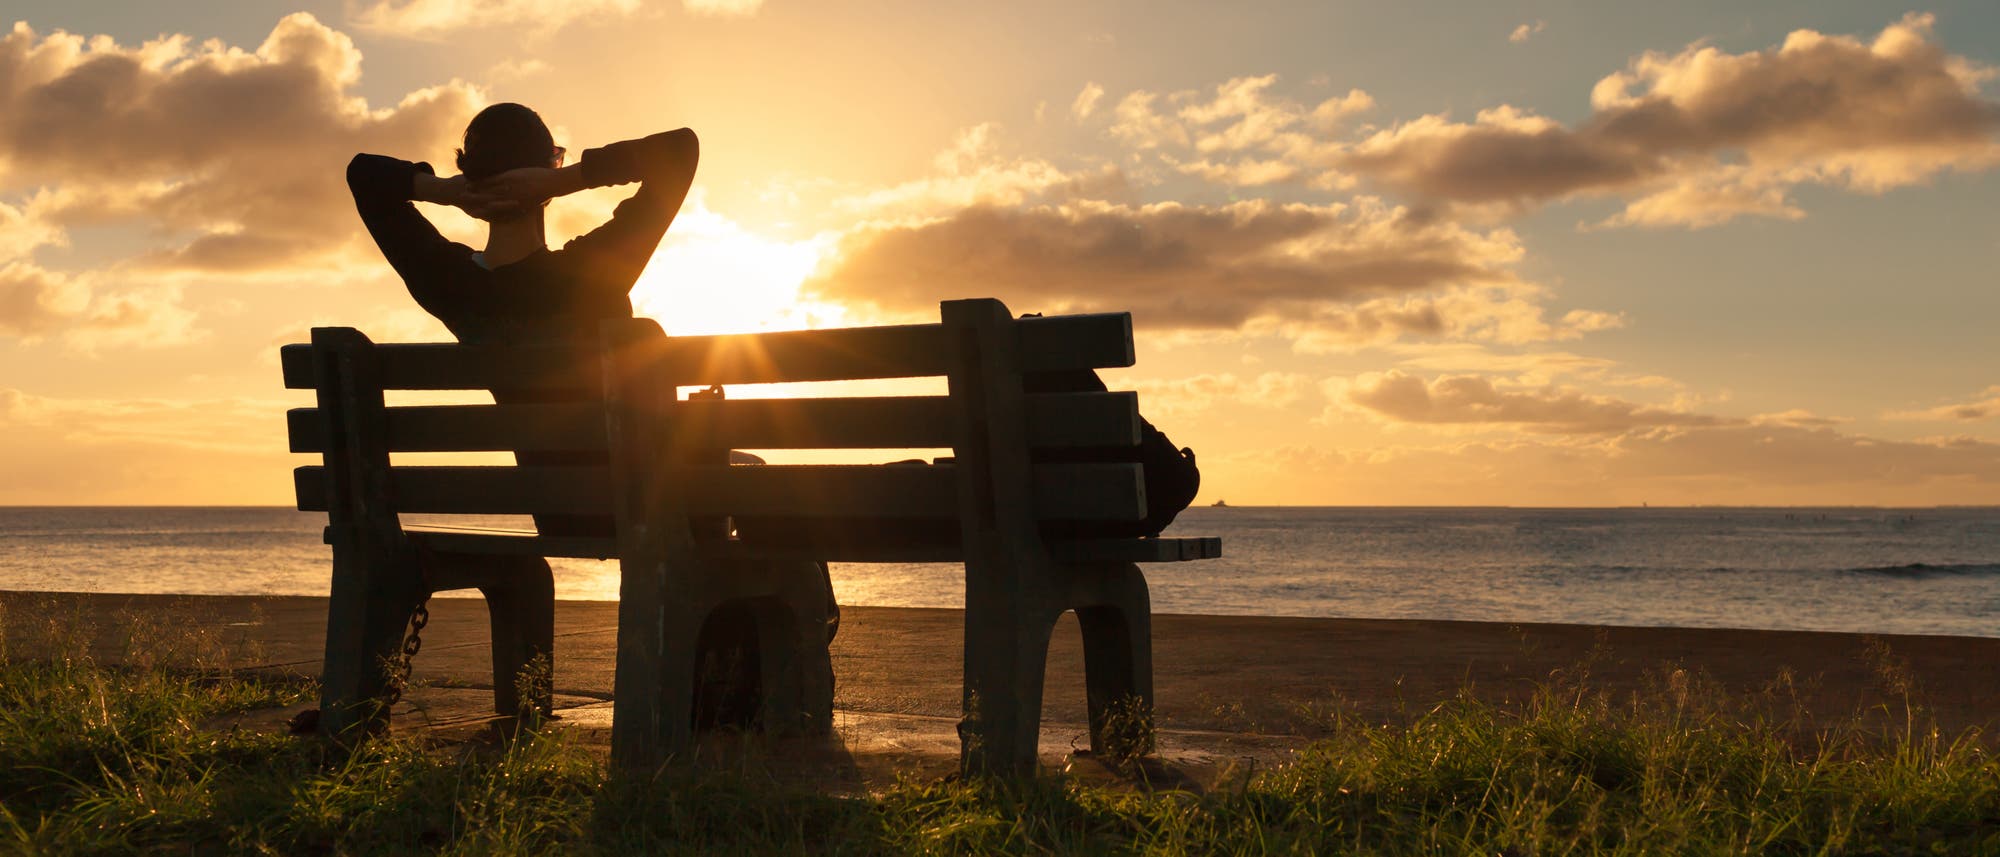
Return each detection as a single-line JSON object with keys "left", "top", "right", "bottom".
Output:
{"left": 2, "top": 0, "right": 1998, "bottom": 506}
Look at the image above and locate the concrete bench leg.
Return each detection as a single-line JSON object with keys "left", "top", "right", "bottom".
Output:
{"left": 476, "top": 556, "right": 555, "bottom": 717}
{"left": 1070, "top": 562, "right": 1155, "bottom": 756}
{"left": 612, "top": 591, "right": 704, "bottom": 771}
{"left": 686, "top": 563, "right": 835, "bottom": 737}
{"left": 962, "top": 594, "right": 1063, "bottom": 777}
{"left": 959, "top": 561, "right": 1155, "bottom": 774}
{"left": 319, "top": 537, "right": 423, "bottom": 738}
{"left": 693, "top": 599, "right": 763, "bottom": 730}
{"left": 610, "top": 552, "right": 835, "bottom": 772}
{"left": 755, "top": 560, "right": 836, "bottom": 737}
{"left": 655, "top": 609, "right": 704, "bottom": 763}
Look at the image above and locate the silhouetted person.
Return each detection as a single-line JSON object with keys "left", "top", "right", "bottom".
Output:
{"left": 348, "top": 103, "right": 698, "bottom": 538}
{"left": 348, "top": 107, "right": 831, "bottom": 727}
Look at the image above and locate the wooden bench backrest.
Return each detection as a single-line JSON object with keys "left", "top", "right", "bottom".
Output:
{"left": 284, "top": 300, "right": 1150, "bottom": 534}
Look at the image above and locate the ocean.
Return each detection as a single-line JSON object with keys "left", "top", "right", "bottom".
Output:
{"left": 1, "top": 506, "right": 1995, "bottom": 637}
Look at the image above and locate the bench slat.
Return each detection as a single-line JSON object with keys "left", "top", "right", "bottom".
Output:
{"left": 295, "top": 465, "right": 616, "bottom": 515}
{"left": 279, "top": 343, "right": 313, "bottom": 389}
{"left": 294, "top": 461, "right": 1143, "bottom": 520}
{"left": 639, "top": 313, "right": 1132, "bottom": 384}
{"left": 281, "top": 313, "right": 1133, "bottom": 391}
{"left": 1019, "top": 312, "right": 1135, "bottom": 373}
{"left": 674, "top": 392, "right": 1139, "bottom": 450}
{"left": 289, "top": 403, "right": 609, "bottom": 454}
{"left": 400, "top": 524, "right": 616, "bottom": 559}
{"left": 282, "top": 341, "right": 596, "bottom": 393}
{"left": 1025, "top": 392, "right": 1142, "bottom": 448}
{"left": 684, "top": 462, "right": 1143, "bottom": 521}
{"left": 288, "top": 391, "right": 1139, "bottom": 454}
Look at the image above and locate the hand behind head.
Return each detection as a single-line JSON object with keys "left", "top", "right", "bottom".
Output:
{"left": 460, "top": 192, "right": 526, "bottom": 222}
{"left": 472, "top": 167, "right": 564, "bottom": 209}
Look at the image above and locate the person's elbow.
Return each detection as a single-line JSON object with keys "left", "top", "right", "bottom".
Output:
{"left": 346, "top": 153, "right": 386, "bottom": 195}
{"left": 668, "top": 128, "right": 699, "bottom": 172}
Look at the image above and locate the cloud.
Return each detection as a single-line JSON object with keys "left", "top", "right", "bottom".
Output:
{"left": 0, "top": 262, "right": 199, "bottom": 349}
{"left": 1130, "top": 372, "right": 1318, "bottom": 416}
{"left": 0, "top": 15, "right": 480, "bottom": 269}
{"left": 1103, "top": 75, "right": 1370, "bottom": 188}
{"left": 1277, "top": 286, "right": 1621, "bottom": 353}
{"left": 1384, "top": 345, "right": 1688, "bottom": 396}
{"left": 0, "top": 14, "right": 482, "bottom": 344}
{"left": 1383, "top": 345, "right": 1618, "bottom": 379}
{"left": 828, "top": 123, "right": 1111, "bottom": 219}
{"left": 1109, "top": 91, "right": 1192, "bottom": 151}
{"left": 351, "top": 0, "right": 644, "bottom": 37}
{"left": 1887, "top": 386, "right": 2000, "bottom": 422}
{"left": 1222, "top": 425, "right": 2000, "bottom": 506}
{"left": 0, "top": 197, "right": 63, "bottom": 259}
{"left": 1510, "top": 21, "right": 1546, "bottom": 44}
{"left": 1072, "top": 82, "right": 1105, "bottom": 120}
{"left": 1166, "top": 155, "right": 1301, "bottom": 187}
{"left": 0, "top": 262, "right": 85, "bottom": 336}
{"left": 683, "top": 0, "right": 766, "bottom": 16}
{"left": 1753, "top": 408, "right": 1848, "bottom": 427}
{"left": 1343, "top": 14, "right": 2000, "bottom": 226}
{"left": 806, "top": 196, "right": 1548, "bottom": 333}
{"left": 1338, "top": 370, "right": 1735, "bottom": 434}
{"left": 799, "top": 121, "right": 1614, "bottom": 351}
{"left": 486, "top": 57, "right": 549, "bottom": 81}
{"left": 1588, "top": 167, "right": 1805, "bottom": 228}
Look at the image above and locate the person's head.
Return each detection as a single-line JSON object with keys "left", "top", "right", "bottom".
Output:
{"left": 455, "top": 102, "right": 563, "bottom": 182}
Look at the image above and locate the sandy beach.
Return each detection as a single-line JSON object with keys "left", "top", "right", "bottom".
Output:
{"left": 7, "top": 590, "right": 1995, "bottom": 777}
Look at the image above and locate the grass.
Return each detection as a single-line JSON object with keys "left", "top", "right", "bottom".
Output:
{"left": 2, "top": 613, "right": 1997, "bottom": 855}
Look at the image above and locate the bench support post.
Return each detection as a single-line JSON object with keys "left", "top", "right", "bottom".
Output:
{"left": 1066, "top": 562, "right": 1155, "bottom": 756}
{"left": 603, "top": 319, "right": 691, "bottom": 772}
{"left": 312, "top": 328, "right": 425, "bottom": 739}
{"left": 472, "top": 556, "right": 556, "bottom": 715}
{"left": 943, "top": 298, "right": 1057, "bottom": 777}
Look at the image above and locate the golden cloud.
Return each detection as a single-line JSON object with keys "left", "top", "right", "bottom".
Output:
{"left": 352, "top": 0, "right": 644, "bottom": 37}
{"left": 1223, "top": 426, "right": 2000, "bottom": 506}
{"left": 1887, "top": 386, "right": 2000, "bottom": 422}
{"left": 1339, "top": 370, "right": 1735, "bottom": 434}
{"left": 0, "top": 14, "right": 482, "bottom": 346}
{"left": 1104, "top": 75, "right": 1367, "bottom": 188}
{"left": 806, "top": 197, "right": 1550, "bottom": 335}
{"left": 1130, "top": 372, "right": 1319, "bottom": 416}
{"left": 1343, "top": 14, "right": 2000, "bottom": 226}
{"left": 0, "top": 14, "right": 480, "bottom": 271}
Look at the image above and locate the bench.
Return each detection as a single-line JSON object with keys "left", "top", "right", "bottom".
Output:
{"left": 283, "top": 297, "right": 1221, "bottom": 775}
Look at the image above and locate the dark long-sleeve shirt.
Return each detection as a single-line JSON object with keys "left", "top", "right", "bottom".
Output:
{"left": 346, "top": 129, "right": 698, "bottom": 345}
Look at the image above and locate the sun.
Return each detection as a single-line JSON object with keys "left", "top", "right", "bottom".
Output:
{"left": 627, "top": 196, "right": 846, "bottom": 337}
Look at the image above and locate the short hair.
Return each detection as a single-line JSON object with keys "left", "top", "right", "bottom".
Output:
{"left": 455, "top": 103, "right": 558, "bottom": 180}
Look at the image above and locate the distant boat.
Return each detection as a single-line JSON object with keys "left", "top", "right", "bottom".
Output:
{"left": 1210, "top": 499, "right": 1228, "bottom": 507}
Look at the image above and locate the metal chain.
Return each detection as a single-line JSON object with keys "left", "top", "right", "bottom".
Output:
{"left": 382, "top": 597, "right": 430, "bottom": 707}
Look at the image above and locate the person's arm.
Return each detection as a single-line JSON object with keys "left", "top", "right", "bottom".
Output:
{"left": 347, "top": 154, "right": 476, "bottom": 295}
{"left": 479, "top": 129, "right": 699, "bottom": 293}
